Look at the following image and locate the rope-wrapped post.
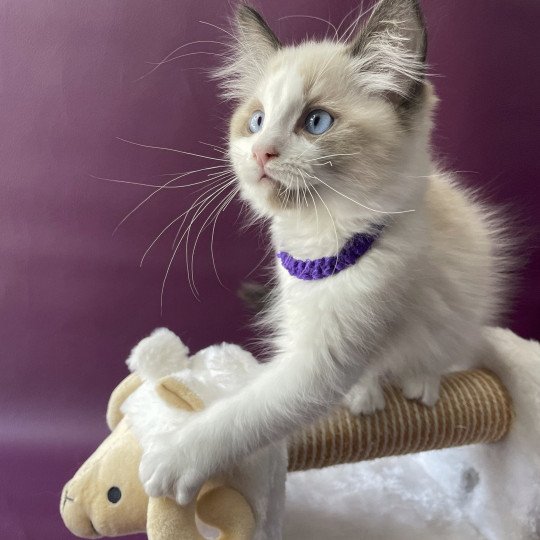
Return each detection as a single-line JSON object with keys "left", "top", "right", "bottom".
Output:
{"left": 288, "top": 369, "right": 514, "bottom": 472}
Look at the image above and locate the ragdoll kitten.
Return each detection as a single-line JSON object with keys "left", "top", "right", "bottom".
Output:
{"left": 139, "top": 0, "right": 508, "bottom": 505}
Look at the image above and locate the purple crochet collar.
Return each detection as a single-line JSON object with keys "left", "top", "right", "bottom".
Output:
{"left": 277, "top": 225, "right": 384, "bottom": 281}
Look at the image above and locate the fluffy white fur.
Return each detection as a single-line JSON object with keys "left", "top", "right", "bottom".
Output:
{"left": 122, "top": 329, "right": 288, "bottom": 540}
{"left": 138, "top": 0, "right": 509, "bottom": 506}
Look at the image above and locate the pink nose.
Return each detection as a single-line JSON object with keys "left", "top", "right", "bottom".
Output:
{"left": 252, "top": 147, "right": 279, "bottom": 167}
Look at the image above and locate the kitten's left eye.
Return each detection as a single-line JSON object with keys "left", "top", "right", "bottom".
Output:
{"left": 248, "top": 111, "right": 265, "bottom": 133}
{"left": 304, "top": 110, "right": 333, "bottom": 135}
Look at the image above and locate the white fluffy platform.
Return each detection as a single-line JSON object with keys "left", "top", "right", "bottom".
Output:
{"left": 283, "top": 328, "right": 540, "bottom": 540}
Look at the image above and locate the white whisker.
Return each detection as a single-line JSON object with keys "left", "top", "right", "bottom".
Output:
{"left": 312, "top": 184, "right": 339, "bottom": 274}
{"left": 182, "top": 179, "right": 236, "bottom": 297}
{"left": 114, "top": 166, "right": 231, "bottom": 233}
{"left": 198, "top": 141, "right": 227, "bottom": 154}
{"left": 134, "top": 39, "right": 226, "bottom": 82}
{"left": 88, "top": 172, "right": 226, "bottom": 190}
{"left": 305, "top": 170, "right": 415, "bottom": 215}
{"left": 307, "top": 152, "right": 362, "bottom": 162}
{"left": 146, "top": 50, "right": 227, "bottom": 66}
{"left": 117, "top": 137, "right": 228, "bottom": 162}
{"left": 140, "top": 175, "right": 233, "bottom": 266}
{"left": 160, "top": 178, "right": 235, "bottom": 308}
{"left": 193, "top": 186, "right": 239, "bottom": 292}
{"left": 171, "top": 174, "right": 235, "bottom": 250}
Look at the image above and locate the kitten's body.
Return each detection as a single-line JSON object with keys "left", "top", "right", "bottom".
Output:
{"left": 139, "top": 1, "right": 508, "bottom": 507}
{"left": 268, "top": 169, "right": 503, "bottom": 413}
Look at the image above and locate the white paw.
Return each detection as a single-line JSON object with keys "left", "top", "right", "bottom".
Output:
{"left": 139, "top": 433, "right": 207, "bottom": 505}
{"left": 343, "top": 382, "right": 386, "bottom": 415}
{"left": 401, "top": 374, "right": 440, "bottom": 407}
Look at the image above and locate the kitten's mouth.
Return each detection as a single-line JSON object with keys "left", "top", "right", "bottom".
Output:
{"left": 260, "top": 175, "right": 308, "bottom": 209}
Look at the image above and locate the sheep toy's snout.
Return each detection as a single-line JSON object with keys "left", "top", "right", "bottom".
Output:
{"left": 60, "top": 481, "right": 101, "bottom": 539}
{"left": 60, "top": 419, "right": 148, "bottom": 539}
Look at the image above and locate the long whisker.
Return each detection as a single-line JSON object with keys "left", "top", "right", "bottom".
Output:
{"left": 117, "top": 137, "right": 228, "bottom": 162}
{"left": 198, "top": 20, "right": 237, "bottom": 41}
{"left": 297, "top": 168, "right": 320, "bottom": 234}
{"left": 182, "top": 179, "right": 236, "bottom": 297}
{"left": 307, "top": 151, "right": 362, "bottom": 161}
{"left": 171, "top": 173, "right": 235, "bottom": 250}
{"left": 158, "top": 164, "right": 227, "bottom": 177}
{"left": 140, "top": 176, "right": 233, "bottom": 266}
{"left": 198, "top": 141, "right": 227, "bottom": 154}
{"left": 342, "top": 2, "right": 376, "bottom": 44}
{"left": 160, "top": 179, "right": 235, "bottom": 308}
{"left": 134, "top": 39, "right": 226, "bottom": 82}
{"left": 336, "top": 4, "right": 362, "bottom": 40}
{"left": 311, "top": 184, "right": 339, "bottom": 274}
{"left": 209, "top": 188, "right": 239, "bottom": 289}
{"left": 88, "top": 172, "right": 226, "bottom": 190}
{"left": 114, "top": 165, "right": 231, "bottom": 233}
{"left": 146, "top": 50, "right": 227, "bottom": 66}
{"left": 304, "top": 170, "right": 416, "bottom": 215}
{"left": 146, "top": 43, "right": 226, "bottom": 66}
{"left": 191, "top": 186, "right": 238, "bottom": 293}
{"left": 306, "top": 183, "right": 319, "bottom": 233}
{"left": 312, "top": 161, "right": 333, "bottom": 167}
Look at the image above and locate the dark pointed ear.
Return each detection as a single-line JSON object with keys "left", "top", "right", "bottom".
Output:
{"left": 236, "top": 5, "right": 281, "bottom": 56}
{"left": 214, "top": 5, "right": 281, "bottom": 100}
{"left": 156, "top": 377, "right": 205, "bottom": 412}
{"left": 348, "top": 0, "right": 427, "bottom": 107}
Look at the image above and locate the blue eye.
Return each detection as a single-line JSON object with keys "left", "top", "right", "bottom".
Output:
{"left": 249, "top": 111, "right": 264, "bottom": 133}
{"left": 304, "top": 109, "right": 333, "bottom": 135}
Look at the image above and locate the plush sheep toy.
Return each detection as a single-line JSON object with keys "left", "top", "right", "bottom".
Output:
{"left": 60, "top": 329, "right": 288, "bottom": 539}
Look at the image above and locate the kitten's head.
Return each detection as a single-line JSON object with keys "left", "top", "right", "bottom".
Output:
{"left": 219, "top": 0, "right": 435, "bottom": 220}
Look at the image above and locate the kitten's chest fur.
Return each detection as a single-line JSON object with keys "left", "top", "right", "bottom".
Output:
{"left": 267, "top": 173, "right": 504, "bottom": 376}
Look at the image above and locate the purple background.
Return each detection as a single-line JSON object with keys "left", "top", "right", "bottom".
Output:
{"left": 1, "top": 1, "right": 538, "bottom": 538}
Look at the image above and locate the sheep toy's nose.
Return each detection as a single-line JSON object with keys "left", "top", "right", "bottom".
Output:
{"left": 60, "top": 484, "right": 100, "bottom": 538}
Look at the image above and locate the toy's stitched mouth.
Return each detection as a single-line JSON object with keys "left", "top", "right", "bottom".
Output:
{"left": 62, "top": 491, "right": 74, "bottom": 511}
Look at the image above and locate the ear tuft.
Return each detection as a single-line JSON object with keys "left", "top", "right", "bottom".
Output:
{"left": 213, "top": 4, "right": 281, "bottom": 101}
{"left": 126, "top": 328, "right": 190, "bottom": 381}
{"left": 236, "top": 4, "right": 281, "bottom": 52}
{"left": 348, "top": 0, "right": 427, "bottom": 106}
{"left": 156, "top": 377, "right": 205, "bottom": 412}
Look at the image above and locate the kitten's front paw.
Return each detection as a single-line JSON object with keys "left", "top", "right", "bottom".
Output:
{"left": 139, "top": 436, "right": 207, "bottom": 505}
{"left": 400, "top": 374, "right": 440, "bottom": 407}
{"left": 343, "top": 382, "right": 386, "bottom": 415}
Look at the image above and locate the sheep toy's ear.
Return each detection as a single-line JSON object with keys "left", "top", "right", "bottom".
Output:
{"left": 126, "top": 328, "right": 190, "bottom": 381}
{"left": 106, "top": 373, "right": 143, "bottom": 430}
{"left": 156, "top": 377, "right": 205, "bottom": 412}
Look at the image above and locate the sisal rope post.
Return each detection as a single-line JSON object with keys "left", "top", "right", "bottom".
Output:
{"left": 287, "top": 369, "right": 514, "bottom": 472}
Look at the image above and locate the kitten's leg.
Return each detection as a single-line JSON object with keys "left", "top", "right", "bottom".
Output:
{"left": 342, "top": 373, "right": 385, "bottom": 415}
{"left": 139, "top": 345, "right": 356, "bottom": 504}
{"left": 400, "top": 372, "right": 441, "bottom": 406}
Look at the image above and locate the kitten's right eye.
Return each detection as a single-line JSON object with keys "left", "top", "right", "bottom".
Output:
{"left": 248, "top": 111, "right": 265, "bottom": 133}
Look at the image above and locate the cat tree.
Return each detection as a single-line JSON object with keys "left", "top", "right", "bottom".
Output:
{"left": 288, "top": 369, "right": 513, "bottom": 471}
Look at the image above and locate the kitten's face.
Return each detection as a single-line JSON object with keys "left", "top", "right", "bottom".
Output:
{"left": 222, "top": 1, "right": 430, "bottom": 219}
{"left": 229, "top": 43, "right": 402, "bottom": 217}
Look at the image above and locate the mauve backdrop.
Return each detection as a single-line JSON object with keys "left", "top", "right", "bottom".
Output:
{"left": 0, "top": 1, "right": 538, "bottom": 538}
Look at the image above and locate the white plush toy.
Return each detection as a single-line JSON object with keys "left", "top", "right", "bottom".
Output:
{"left": 122, "top": 328, "right": 288, "bottom": 540}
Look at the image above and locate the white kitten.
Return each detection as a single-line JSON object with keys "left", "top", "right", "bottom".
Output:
{"left": 139, "top": 0, "right": 510, "bottom": 505}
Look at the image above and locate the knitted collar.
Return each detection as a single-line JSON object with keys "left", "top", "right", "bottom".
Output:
{"left": 276, "top": 225, "right": 384, "bottom": 281}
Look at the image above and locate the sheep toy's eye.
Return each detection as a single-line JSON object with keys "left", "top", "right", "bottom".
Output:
{"left": 107, "top": 486, "right": 122, "bottom": 504}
